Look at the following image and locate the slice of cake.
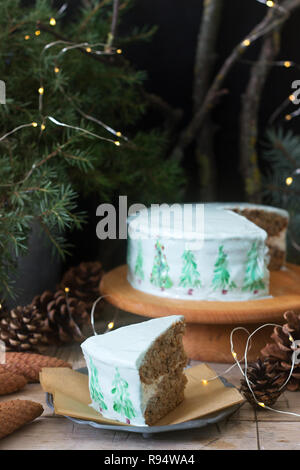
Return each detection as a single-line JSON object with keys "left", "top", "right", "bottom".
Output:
{"left": 81, "top": 315, "right": 188, "bottom": 426}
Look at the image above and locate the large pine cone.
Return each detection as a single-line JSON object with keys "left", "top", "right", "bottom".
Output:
{"left": 0, "top": 306, "right": 49, "bottom": 352}
{"left": 30, "top": 290, "right": 90, "bottom": 344}
{"left": 261, "top": 311, "right": 300, "bottom": 391}
{"left": 59, "top": 261, "right": 104, "bottom": 309}
{"left": 240, "top": 358, "right": 285, "bottom": 408}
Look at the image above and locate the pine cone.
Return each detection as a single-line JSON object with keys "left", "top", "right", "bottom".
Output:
{"left": 0, "top": 352, "right": 72, "bottom": 383}
{"left": 261, "top": 310, "right": 300, "bottom": 391}
{"left": 0, "top": 399, "right": 43, "bottom": 439}
{"left": 240, "top": 358, "right": 285, "bottom": 408}
{"left": 0, "top": 305, "right": 49, "bottom": 352}
{"left": 0, "top": 370, "right": 27, "bottom": 395}
{"left": 60, "top": 261, "right": 104, "bottom": 309}
{"left": 30, "top": 289, "right": 90, "bottom": 344}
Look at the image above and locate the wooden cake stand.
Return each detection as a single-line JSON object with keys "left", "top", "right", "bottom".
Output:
{"left": 99, "top": 263, "right": 300, "bottom": 363}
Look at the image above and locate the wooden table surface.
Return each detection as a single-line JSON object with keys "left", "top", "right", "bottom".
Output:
{"left": 1, "top": 308, "right": 300, "bottom": 451}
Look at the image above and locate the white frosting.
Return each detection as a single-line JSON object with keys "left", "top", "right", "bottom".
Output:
{"left": 127, "top": 204, "right": 270, "bottom": 301}
{"left": 81, "top": 315, "right": 184, "bottom": 426}
{"left": 141, "top": 375, "right": 164, "bottom": 412}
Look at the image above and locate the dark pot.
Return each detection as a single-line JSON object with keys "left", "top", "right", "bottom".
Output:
{"left": 6, "top": 221, "right": 63, "bottom": 309}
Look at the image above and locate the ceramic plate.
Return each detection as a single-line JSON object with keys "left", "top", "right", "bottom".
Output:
{"left": 46, "top": 367, "right": 242, "bottom": 437}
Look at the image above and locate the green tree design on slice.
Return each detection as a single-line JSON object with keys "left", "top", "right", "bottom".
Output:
{"left": 89, "top": 357, "right": 107, "bottom": 412}
{"left": 134, "top": 240, "right": 144, "bottom": 283}
{"left": 211, "top": 245, "right": 237, "bottom": 295}
{"left": 150, "top": 240, "right": 173, "bottom": 290}
{"left": 179, "top": 250, "right": 201, "bottom": 295}
{"left": 111, "top": 367, "right": 136, "bottom": 424}
{"left": 242, "top": 241, "right": 265, "bottom": 294}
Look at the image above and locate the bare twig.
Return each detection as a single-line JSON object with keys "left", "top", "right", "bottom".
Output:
{"left": 240, "top": 31, "right": 281, "bottom": 202}
{"left": 193, "top": 0, "right": 223, "bottom": 110}
{"left": 170, "top": 0, "right": 300, "bottom": 163}
{"left": 193, "top": 0, "right": 223, "bottom": 201}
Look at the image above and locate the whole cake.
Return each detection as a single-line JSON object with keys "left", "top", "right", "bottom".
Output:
{"left": 127, "top": 204, "right": 270, "bottom": 301}
{"left": 210, "top": 203, "right": 289, "bottom": 271}
{"left": 81, "top": 315, "right": 187, "bottom": 426}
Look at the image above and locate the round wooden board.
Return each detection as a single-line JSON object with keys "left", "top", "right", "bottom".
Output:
{"left": 100, "top": 263, "right": 300, "bottom": 362}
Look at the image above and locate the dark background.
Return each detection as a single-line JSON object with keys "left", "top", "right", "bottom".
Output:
{"left": 64, "top": 0, "right": 300, "bottom": 267}
{"left": 120, "top": 0, "right": 300, "bottom": 200}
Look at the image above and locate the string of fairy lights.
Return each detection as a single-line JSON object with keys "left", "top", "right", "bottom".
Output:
{"left": 1, "top": 0, "right": 300, "bottom": 188}
{"left": 238, "top": 0, "right": 300, "bottom": 189}
{"left": 200, "top": 322, "right": 300, "bottom": 417}
{"left": 88, "top": 293, "right": 300, "bottom": 418}
{"left": 0, "top": 7, "right": 126, "bottom": 182}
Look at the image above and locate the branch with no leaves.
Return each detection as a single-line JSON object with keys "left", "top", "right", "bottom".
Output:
{"left": 170, "top": 0, "right": 300, "bottom": 163}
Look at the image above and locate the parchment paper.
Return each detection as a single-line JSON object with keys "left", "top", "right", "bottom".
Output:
{"left": 40, "top": 364, "right": 244, "bottom": 426}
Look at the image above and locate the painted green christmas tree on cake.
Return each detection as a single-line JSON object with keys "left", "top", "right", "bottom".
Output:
{"left": 150, "top": 240, "right": 173, "bottom": 290}
{"left": 211, "top": 245, "right": 237, "bottom": 294}
{"left": 134, "top": 240, "right": 144, "bottom": 283}
{"left": 242, "top": 241, "right": 265, "bottom": 294}
{"left": 179, "top": 250, "right": 201, "bottom": 295}
{"left": 111, "top": 368, "right": 136, "bottom": 424}
{"left": 89, "top": 357, "right": 107, "bottom": 412}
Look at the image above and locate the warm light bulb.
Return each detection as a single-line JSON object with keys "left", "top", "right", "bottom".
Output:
{"left": 24, "top": 35, "right": 30, "bottom": 40}
{"left": 54, "top": 66, "right": 60, "bottom": 73}
{"left": 285, "top": 114, "right": 292, "bottom": 121}
{"left": 232, "top": 351, "right": 237, "bottom": 359}
{"left": 289, "top": 335, "right": 294, "bottom": 342}
{"left": 64, "top": 287, "right": 70, "bottom": 293}
{"left": 286, "top": 176, "right": 293, "bottom": 186}
{"left": 114, "top": 141, "right": 121, "bottom": 146}
{"left": 289, "top": 94, "right": 296, "bottom": 102}
{"left": 41, "top": 124, "right": 46, "bottom": 131}
{"left": 266, "top": 0, "right": 274, "bottom": 7}
{"left": 258, "top": 402, "right": 265, "bottom": 408}
{"left": 284, "top": 61, "right": 292, "bottom": 68}
{"left": 38, "top": 87, "right": 44, "bottom": 95}
{"left": 202, "top": 379, "right": 208, "bottom": 385}
{"left": 116, "top": 131, "right": 122, "bottom": 137}
{"left": 49, "top": 17, "right": 56, "bottom": 26}
{"left": 107, "top": 321, "right": 114, "bottom": 330}
{"left": 32, "top": 122, "right": 38, "bottom": 127}
{"left": 86, "top": 47, "right": 92, "bottom": 53}
{"left": 242, "top": 39, "right": 251, "bottom": 47}
{"left": 35, "top": 30, "right": 41, "bottom": 36}
{"left": 116, "top": 48, "right": 122, "bottom": 54}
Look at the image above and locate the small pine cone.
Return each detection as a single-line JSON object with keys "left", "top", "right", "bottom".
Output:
{"left": 240, "top": 358, "right": 285, "bottom": 409}
{"left": 30, "top": 289, "right": 89, "bottom": 344}
{"left": 0, "top": 399, "right": 43, "bottom": 439}
{"left": 0, "top": 305, "right": 49, "bottom": 352}
{"left": 60, "top": 261, "right": 104, "bottom": 309}
{"left": 0, "top": 370, "right": 27, "bottom": 395}
{"left": 261, "top": 310, "right": 300, "bottom": 391}
{"left": 0, "top": 352, "right": 72, "bottom": 383}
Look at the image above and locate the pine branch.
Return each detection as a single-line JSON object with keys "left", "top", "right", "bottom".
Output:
{"left": 36, "top": 20, "right": 113, "bottom": 65}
